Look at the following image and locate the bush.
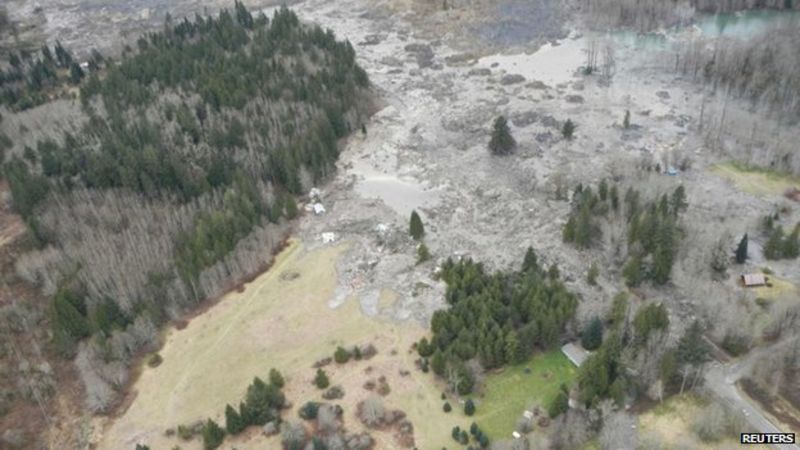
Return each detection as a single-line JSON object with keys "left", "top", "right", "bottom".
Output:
{"left": 464, "top": 399, "right": 476, "bottom": 416}
{"left": 299, "top": 401, "right": 321, "bottom": 420}
{"left": 322, "top": 385, "right": 345, "bottom": 400}
{"left": 334, "top": 346, "right": 351, "bottom": 364}
{"left": 443, "top": 402, "right": 452, "bottom": 412}
{"left": 721, "top": 332, "right": 750, "bottom": 357}
{"left": 147, "top": 353, "right": 163, "bottom": 368}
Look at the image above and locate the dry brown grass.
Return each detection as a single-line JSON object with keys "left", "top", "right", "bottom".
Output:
{"left": 96, "top": 240, "right": 462, "bottom": 450}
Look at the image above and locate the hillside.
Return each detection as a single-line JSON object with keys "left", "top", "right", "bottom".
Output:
{"left": 0, "top": 2, "right": 371, "bottom": 435}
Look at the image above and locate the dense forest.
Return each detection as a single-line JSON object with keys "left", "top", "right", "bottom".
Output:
{"left": 4, "top": 2, "right": 371, "bottom": 413}
{"left": 417, "top": 248, "right": 578, "bottom": 394}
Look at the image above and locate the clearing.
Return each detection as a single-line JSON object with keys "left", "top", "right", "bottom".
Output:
{"left": 472, "top": 350, "right": 576, "bottom": 440}
{"left": 711, "top": 162, "right": 800, "bottom": 197}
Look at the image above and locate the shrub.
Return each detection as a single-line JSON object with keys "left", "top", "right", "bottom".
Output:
{"left": 299, "top": 401, "right": 321, "bottom": 420}
{"left": 322, "top": 385, "right": 345, "bottom": 400}
{"left": 147, "top": 353, "right": 163, "bottom": 368}
{"left": 443, "top": 402, "right": 452, "bottom": 412}
{"left": 417, "top": 243, "right": 431, "bottom": 264}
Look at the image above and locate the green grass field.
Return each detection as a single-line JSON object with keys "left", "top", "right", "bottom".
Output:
{"left": 712, "top": 162, "right": 800, "bottom": 196}
{"left": 473, "top": 350, "right": 577, "bottom": 440}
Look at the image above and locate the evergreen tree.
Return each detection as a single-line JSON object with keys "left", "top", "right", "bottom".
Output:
{"left": 784, "top": 226, "right": 799, "bottom": 259}
{"left": 548, "top": 390, "right": 569, "bottom": 418}
{"left": 225, "top": 404, "right": 245, "bottom": 434}
{"left": 522, "top": 246, "right": 539, "bottom": 273}
{"left": 622, "top": 255, "right": 644, "bottom": 287}
{"left": 443, "top": 402, "right": 452, "bottom": 412}
{"left": 431, "top": 349, "right": 446, "bottom": 375}
{"left": 587, "top": 262, "right": 599, "bottom": 285}
{"left": 417, "top": 243, "right": 431, "bottom": 264}
{"left": 676, "top": 320, "right": 709, "bottom": 367}
{"left": 504, "top": 330, "right": 521, "bottom": 364}
{"left": 409, "top": 210, "right": 424, "bottom": 240}
{"left": 464, "top": 399, "right": 476, "bottom": 416}
{"left": 561, "top": 119, "right": 576, "bottom": 140}
{"left": 763, "top": 226, "right": 784, "bottom": 260}
{"left": 269, "top": 368, "right": 285, "bottom": 388}
{"left": 581, "top": 317, "right": 603, "bottom": 351}
{"left": 202, "top": 419, "right": 226, "bottom": 450}
{"left": 417, "top": 337, "right": 434, "bottom": 357}
{"left": 735, "top": 234, "right": 748, "bottom": 264}
{"left": 314, "top": 368, "right": 330, "bottom": 389}
{"left": 69, "top": 62, "right": 85, "bottom": 84}
{"left": 334, "top": 346, "right": 351, "bottom": 364}
{"left": 52, "top": 289, "right": 91, "bottom": 341}
{"left": 671, "top": 185, "right": 688, "bottom": 214}
{"left": 243, "top": 377, "right": 284, "bottom": 425}
{"left": 488, "top": 116, "right": 516, "bottom": 155}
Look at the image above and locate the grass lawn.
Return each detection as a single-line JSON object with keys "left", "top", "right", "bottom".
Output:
{"left": 755, "top": 275, "right": 798, "bottom": 301}
{"left": 472, "top": 350, "right": 577, "bottom": 440}
{"left": 711, "top": 162, "right": 800, "bottom": 196}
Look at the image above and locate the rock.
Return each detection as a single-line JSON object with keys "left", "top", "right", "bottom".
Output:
{"left": 380, "top": 56, "right": 403, "bottom": 67}
{"left": 565, "top": 94, "right": 584, "bottom": 103}
{"left": 511, "top": 111, "right": 539, "bottom": 127}
{"left": 500, "top": 74, "right": 526, "bottom": 85}
{"left": 656, "top": 90, "right": 670, "bottom": 99}
{"left": 535, "top": 131, "right": 554, "bottom": 143}
{"left": 490, "top": 62, "right": 499, "bottom": 68}
{"left": 527, "top": 80, "right": 549, "bottom": 90}
{"left": 360, "top": 34, "right": 385, "bottom": 46}
{"left": 467, "top": 68, "right": 491, "bottom": 77}
{"left": 539, "top": 115, "right": 559, "bottom": 128}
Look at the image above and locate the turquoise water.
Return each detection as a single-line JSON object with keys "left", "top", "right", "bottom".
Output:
{"left": 609, "top": 9, "right": 800, "bottom": 50}
{"left": 697, "top": 9, "right": 800, "bottom": 38}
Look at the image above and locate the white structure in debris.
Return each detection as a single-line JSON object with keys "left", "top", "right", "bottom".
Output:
{"left": 313, "top": 203, "right": 326, "bottom": 215}
{"left": 321, "top": 232, "right": 336, "bottom": 244}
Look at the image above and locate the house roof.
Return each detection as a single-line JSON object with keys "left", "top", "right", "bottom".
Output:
{"left": 561, "top": 342, "right": 590, "bottom": 367}
{"left": 741, "top": 273, "right": 767, "bottom": 286}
